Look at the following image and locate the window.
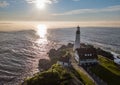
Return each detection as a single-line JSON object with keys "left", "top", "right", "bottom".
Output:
{"left": 90, "top": 54, "right": 92, "bottom": 56}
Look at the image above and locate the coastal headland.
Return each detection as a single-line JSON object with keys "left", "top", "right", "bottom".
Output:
{"left": 22, "top": 43, "right": 120, "bottom": 85}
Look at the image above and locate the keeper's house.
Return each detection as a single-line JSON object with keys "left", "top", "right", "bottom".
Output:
{"left": 75, "top": 48, "right": 98, "bottom": 65}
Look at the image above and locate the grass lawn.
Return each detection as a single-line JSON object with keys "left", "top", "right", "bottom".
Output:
{"left": 71, "top": 67, "right": 95, "bottom": 85}
{"left": 76, "top": 69, "right": 96, "bottom": 85}
{"left": 90, "top": 55, "right": 120, "bottom": 85}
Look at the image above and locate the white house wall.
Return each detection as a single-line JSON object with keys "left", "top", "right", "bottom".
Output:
{"left": 75, "top": 51, "right": 79, "bottom": 62}
{"left": 57, "top": 61, "right": 69, "bottom": 67}
{"left": 64, "top": 63, "right": 69, "bottom": 66}
{"left": 80, "top": 59, "right": 98, "bottom": 65}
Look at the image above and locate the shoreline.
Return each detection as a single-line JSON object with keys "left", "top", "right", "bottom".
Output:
{"left": 38, "top": 42, "right": 119, "bottom": 71}
{"left": 22, "top": 42, "right": 120, "bottom": 85}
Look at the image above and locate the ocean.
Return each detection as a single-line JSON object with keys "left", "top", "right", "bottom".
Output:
{"left": 0, "top": 27, "right": 120, "bottom": 85}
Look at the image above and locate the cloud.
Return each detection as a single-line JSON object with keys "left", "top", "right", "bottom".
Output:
{"left": 0, "top": 1, "right": 9, "bottom": 8}
{"left": 53, "top": 5, "right": 120, "bottom": 16}
{"left": 26, "top": 0, "right": 58, "bottom": 4}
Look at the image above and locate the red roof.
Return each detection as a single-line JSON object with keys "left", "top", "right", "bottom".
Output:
{"left": 76, "top": 48, "right": 97, "bottom": 59}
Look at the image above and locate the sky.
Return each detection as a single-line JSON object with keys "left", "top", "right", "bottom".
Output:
{"left": 0, "top": 0, "right": 120, "bottom": 27}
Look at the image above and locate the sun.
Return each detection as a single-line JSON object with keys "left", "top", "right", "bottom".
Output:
{"left": 36, "top": 0, "right": 46, "bottom": 9}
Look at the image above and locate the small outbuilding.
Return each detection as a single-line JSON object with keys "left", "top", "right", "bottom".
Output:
{"left": 57, "top": 54, "right": 71, "bottom": 67}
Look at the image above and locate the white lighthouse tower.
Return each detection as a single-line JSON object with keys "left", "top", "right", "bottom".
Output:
{"left": 74, "top": 26, "right": 80, "bottom": 50}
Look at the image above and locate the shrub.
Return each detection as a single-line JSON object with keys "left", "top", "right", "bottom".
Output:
{"left": 23, "top": 64, "right": 72, "bottom": 85}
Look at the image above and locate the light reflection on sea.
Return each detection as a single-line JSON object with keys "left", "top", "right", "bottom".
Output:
{"left": 0, "top": 25, "right": 57, "bottom": 85}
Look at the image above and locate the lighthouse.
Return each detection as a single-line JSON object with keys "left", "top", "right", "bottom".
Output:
{"left": 74, "top": 26, "right": 80, "bottom": 50}
{"left": 74, "top": 26, "right": 98, "bottom": 65}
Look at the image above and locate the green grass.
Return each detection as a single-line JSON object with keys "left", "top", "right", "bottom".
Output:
{"left": 76, "top": 69, "right": 95, "bottom": 85}
{"left": 23, "top": 64, "right": 72, "bottom": 85}
{"left": 90, "top": 55, "right": 120, "bottom": 85}
{"left": 71, "top": 67, "right": 95, "bottom": 85}
{"left": 98, "top": 55, "right": 120, "bottom": 76}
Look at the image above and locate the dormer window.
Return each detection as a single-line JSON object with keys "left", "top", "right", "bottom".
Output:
{"left": 90, "top": 54, "right": 92, "bottom": 56}
{"left": 85, "top": 54, "right": 87, "bottom": 56}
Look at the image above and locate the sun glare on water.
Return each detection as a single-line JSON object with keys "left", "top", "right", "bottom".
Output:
{"left": 36, "top": 24, "right": 48, "bottom": 44}
{"left": 37, "top": 24, "right": 47, "bottom": 38}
